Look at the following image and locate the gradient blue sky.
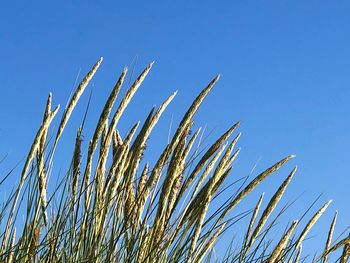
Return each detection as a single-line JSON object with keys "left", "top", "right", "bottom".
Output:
{"left": 1, "top": 1, "right": 349, "bottom": 260}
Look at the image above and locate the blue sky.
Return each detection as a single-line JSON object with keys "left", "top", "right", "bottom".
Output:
{"left": 1, "top": 1, "right": 350, "bottom": 260}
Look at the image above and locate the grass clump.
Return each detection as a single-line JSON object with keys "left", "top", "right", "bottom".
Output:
{"left": 0, "top": 58, "right": 348, "bottom": 262}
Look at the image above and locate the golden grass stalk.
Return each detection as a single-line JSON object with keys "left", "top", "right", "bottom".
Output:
{"left": 195, "top": 222, "right": 227, "bottom": 262}
{"left": 267, "top": 220, "right": 298, "bottom": 263}
{"left": 293, "top": 200, "right": 332, "bottom": 253}
{"left": 137, "top": 163, "right": 149, "bottom": 196}
{"left": 57, "top": 59, "right": 103, "bottom": 223}
{"left": 323, "top": 210, "right": 338, "bottom": 263}
{"left": 24, "top": 106, "right": 60, "bottom": 186}
{"left": 95, "top": 119, "right": 110, "bottom": 200}
{"left": 241, "top": 192, "right": 265, "bottom": 261}
{"left": 36, "top": 94, "right": 52, "bottom": 227}
{"left": 170, "top": 75, "right": 220, "bottom": 154}
{"left": 340, "top": 235, "right": 350, "bottom": 263}
{"left": 147, "top": 91, "right": 177, "bottom": 138}
{"left": 135, "top": 163, "right": 149, "bottom": 225}
{"left": 104, "top": 129, "right": 123, "bottom": 188}
{"left": 123, "top": 122, "right": 140, "bottom": 147}
{"left": 72, "top": 126, "right": 82, "bottom": 203}
{"left": 38, "top": 169, "right": 48, "bottom": 226}
{"left": 99, "top": 119, "right": 108, "bottom": 156}
{"left": 125, "top": 177, "right": 136, "bottom": 223}
{"left": 36, "top": 95, "right": 53, "bottom": 227}
{"left": 293, "top": 245, "right": 302, "bottom": 263}
{"left": 90, "top": 67, "right": 128, "bottom": 157}
{"left": 244, "top": 166, "right": 297, "bottom": 256}
{"left": 224, "top": 145, "right": 241, "bottom": 171}
{"left": 167, "top": 174, "right": 183, "bottom": 218}
{"left": 37, "top": 93, "right": 52, "bottom": 175}
{"left": 112, "top": 129, "right": 123, "bottom": 155}
{"left": 55, "top": 57, "right": 103, "bottom": 143}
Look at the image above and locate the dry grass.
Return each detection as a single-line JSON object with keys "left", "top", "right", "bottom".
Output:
{"left": 0, "top": 58, "right": 347, "bottom": 262}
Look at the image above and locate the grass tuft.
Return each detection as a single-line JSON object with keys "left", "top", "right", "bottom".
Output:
{"left": 0, "top": 59, "right": 347, "bottom": 262}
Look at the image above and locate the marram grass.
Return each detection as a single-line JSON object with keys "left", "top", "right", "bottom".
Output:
{"left": 0, "top": 58, "right": 348, "bottom": 263}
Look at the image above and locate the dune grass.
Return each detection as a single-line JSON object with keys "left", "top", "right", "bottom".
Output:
{"left": 0, "top": 58, "right": 349, "bottom": 262}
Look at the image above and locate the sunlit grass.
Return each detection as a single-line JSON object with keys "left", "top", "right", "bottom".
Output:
{"left": 0, "top": 58, "right": 349, "bottom": 262}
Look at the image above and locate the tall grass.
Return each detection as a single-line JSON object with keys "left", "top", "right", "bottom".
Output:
{"left": 0, "top": 58, "right": 348, "bottom": 262}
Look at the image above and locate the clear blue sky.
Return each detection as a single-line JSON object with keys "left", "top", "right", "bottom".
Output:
{"left": 1, "top": 1, "right": 349, "bottom": 260}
